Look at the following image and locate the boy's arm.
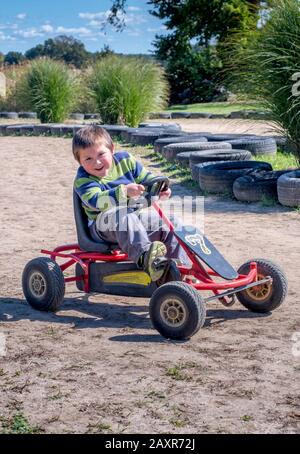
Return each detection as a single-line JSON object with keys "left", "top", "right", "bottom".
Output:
{"left": 74, "top": 176, "right": 126, "bottom": 213}
{"left": 130, "top": 155, "right": 156, "bottom": 185}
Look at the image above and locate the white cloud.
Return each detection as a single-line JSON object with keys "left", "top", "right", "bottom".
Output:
{"left": 0, "top": 31, "right": 16, "bottom": 41}
{"left": 79, "top": 9, "right": 147, "bottom": 27}
{"left": 88, "top": 20, "right": 104, "bottom": 27}
{"left": 41, "top": 24, "right": 54, "bottom": 33}
{"left": 79, "top": 11, "right": 109, "bottom": 21}
{"left": 0, "top": 23, "right": 19, "bottom": 30}
{"left": 56, "top": 26, "right": 91, "bottom": 35}
{"left": 147, "top": 26, "right": 166, "bottom": 33}
{"left": 16, "top": 13, "right": 27, "bottom": 20}
{"left": 127, "top": 30, "right": 141, "bottom": 37}
{"left": 124, "top": 13, "right": 147, "bottom": 25}
{"left": 14, "top": 28, "right": 43, "bottom": 38}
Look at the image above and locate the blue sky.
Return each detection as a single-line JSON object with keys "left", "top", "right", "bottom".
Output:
{"left": 0, "top": 0, "right": 168, "bottom": 55}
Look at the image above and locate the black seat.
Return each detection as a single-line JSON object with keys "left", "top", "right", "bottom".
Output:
{"left": 73, "top": 190, "right": 114, "bottom": 253}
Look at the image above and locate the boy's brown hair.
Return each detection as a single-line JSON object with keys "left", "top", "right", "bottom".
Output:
{"left": 72, "top": 125, "right": 114, "bottom": 163}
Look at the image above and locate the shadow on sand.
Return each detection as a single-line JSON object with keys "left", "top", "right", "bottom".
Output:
{"left": 0, "top": 295, "right": 269, "bottom": 342}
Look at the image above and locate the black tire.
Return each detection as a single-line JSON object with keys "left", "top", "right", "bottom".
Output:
{"left": 18, "top": 112, "right": 37, "bottom": 119}
{"left": 33, "top": 124, "right": 52, "bottom": 135}
{"left": 236, "top": 259, "right": 288, "bottom": 313}
{"left": 191, "top": 161, "right": 219, "bottom": 182}
{"left": 69, "top": 113, "right": 85, "bottom": 121}
{"left": 139, "top": 122, "right": 182, "bottom": 132}
{"left": 189, "top": 149, "right": 252, "bottom": 168}
{"left": 162, "top": 141, "right": 232, "bottom": 161}
{"left": 139, "top": 122, "right": 166, "bottom": 128}
{"left": 0, "top": 112, "right": 18, "bottom": 119}
{"left": 84, "top": 113, "right": 100, "bottom": 119}
{"left": 100, "top": 124, "right": 128, "bottom": 140}
{"left": 176, "top": 152, "right": 192, "bottom": 168}
{"left": 5, "top": 125, "right": 23, "bottom": 135}
{"left": 130, "top": 131, "right": 165, "bottom": 146}
{"left": 229, "top": 138, "right": 277, "bottom": 155}
{"left": 171, "top": 112, "right": 191, "bottom": 119}
{"left": 101, "top": 124, "right": 128, "bottom": 131}
{"left": 120, "top": 127, "right": 141, "bottom": 142}
{"left": 277, "top": 170, "right": 300, "bottom": 207}
{"left": 154, "top": 135, "right": 206, "bottom": 153}
{"left": 7, "top": 125, "right": 35, "bottom": 135}
{"left": 22, "top": 257, "right": 65, "bottom": 312}
{"left": 207, "top": 134, "right": 249, "bottom": 141}
{"left": 233, "top": 169, "right": 290, "bottom": 202}
{"left": 198, "top": 160, "right": 272, "bottom": 194}
{"left": 270, "top": 136, "right": 287, "bottom": 148}
{"left": 149, "top": 281, "right": 206, "bottom": 340}
{"left": 148, "top": 112, "right": 172, "bottom": 119}
{"left": 189, "top": 112, "right": 211, "bottom": 118}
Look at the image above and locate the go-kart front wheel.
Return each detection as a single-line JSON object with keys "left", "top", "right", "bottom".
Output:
{"left": 22, "top": 257, "right": 65, "bottom": 312}
{"left": 149, "top": 281, "right": 206, "bottom": 340}
{"left": 236, "top": 258, "right": 288, "bottom": 313}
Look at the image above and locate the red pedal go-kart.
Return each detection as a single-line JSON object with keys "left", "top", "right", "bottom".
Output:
{"left": 22, "top": 177, "right": 288, "bottom": 340}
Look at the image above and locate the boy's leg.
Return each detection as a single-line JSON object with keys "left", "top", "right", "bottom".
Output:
{"left": 95, "top": 207, "right": 151, "bottom": 262}
{"left": 95, "top": 207, "right": 168, "bottom": 280}
{"left": 138, "top": 208, "right": 191, "bottom": 267}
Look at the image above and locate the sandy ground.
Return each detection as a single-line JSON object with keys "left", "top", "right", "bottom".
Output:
{"left": 0, "top": 116, "right": 280, "bottom": 136}
{"left": 0, "top": 126, "right": 299, "bottom": 434}
{"left": 154, "top": 118, "right": 281, "bottom": 136}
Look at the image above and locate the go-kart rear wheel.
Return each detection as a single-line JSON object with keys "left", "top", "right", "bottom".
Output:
{"left": 149, "top": 281, "right": 206, "bottom": 340}
{"left": 22, "top": 257, "right": 65, "bottom": 312}
{"left": 236, "top": 258, "right": 288, "bottom": 313}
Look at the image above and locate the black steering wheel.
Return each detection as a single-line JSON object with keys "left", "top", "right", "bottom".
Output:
{"left": 143, "top": 176, "right": 170, "bottom": 204}
{"left": 128, "top": 176, "right": 170, "bottom": 210}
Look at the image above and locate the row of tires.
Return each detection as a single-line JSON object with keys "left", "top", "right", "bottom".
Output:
{"left": 0, "top": 110, "right": 269, "bottom": 121}
{"left": 1, "top": 120, "right": 299, "bottom": 206}
{"left": 0, "top": 111, "right": 100, "bottom": 120}
{"left": 129, "top": 122, "right": 300, "bottom": 208}
{"left": 148, "top": 110, "right": 270, "bottom": 120}
{"left": 0, "top": 123, "right": 129, "bottom": 137}
{"left": 0, "top": 120, "right": 285, "bottom": 155}
{"left": 191, "top": 161, "right": 300, "bottom": 207}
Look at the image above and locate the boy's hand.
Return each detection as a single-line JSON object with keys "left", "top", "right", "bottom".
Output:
{"left": 159, "top": 187, "right": 172, "bottom": 200}
{"left": 126, "top": 183, "right": 145, "bottom": 198}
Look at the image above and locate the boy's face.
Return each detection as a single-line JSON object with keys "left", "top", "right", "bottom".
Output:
{"left": 79, "top": 142, "right": 114, "bottom": 178}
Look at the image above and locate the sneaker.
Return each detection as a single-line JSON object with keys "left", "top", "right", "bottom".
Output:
{"left": 143, "top": 241, "right": 167, "bottom": 281}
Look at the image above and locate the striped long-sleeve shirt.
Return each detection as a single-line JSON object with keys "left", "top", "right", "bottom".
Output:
{"left": 74, "top": 151, "right": 155, "bottom": 225}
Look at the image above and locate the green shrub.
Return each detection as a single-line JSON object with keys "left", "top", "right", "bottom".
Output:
{"left": 88, "top": 55, "right": 169, "bottom": 126}
{"left": 19, "top": 58, "right": 79, "bottom": 123}
{"left": 227, "top": 0, "right": 300, "bottom": 164}
{"left": 73, "top": 69, "right": 97, "bottom": 113}
{"left": 0, "top": 65, "right": 32, "bottom": 111}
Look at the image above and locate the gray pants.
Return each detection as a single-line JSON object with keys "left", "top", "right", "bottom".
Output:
{"left": 91, "top": 206, "right": 190, "bottom": 266}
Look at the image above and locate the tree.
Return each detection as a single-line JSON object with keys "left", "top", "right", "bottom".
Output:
{"left": 25, "top": 44, "right": 45, "bottom": 60}
{"left": 92, "top": 45, "right": 115, "bottom": 62}
{"left": 109, "top": 1, "right": 271, "bottom": 103}
{"left": 25, "top": 36, "right": 90, "bottom": 68}
{"left": 4, "top": 51, "right": 25, "bottom": 65}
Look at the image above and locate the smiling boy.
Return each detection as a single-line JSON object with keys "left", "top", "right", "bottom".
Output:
{"left": 73, "top": 125, "right": 188, "bottom": 281}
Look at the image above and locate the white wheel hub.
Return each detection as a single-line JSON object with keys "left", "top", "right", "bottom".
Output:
{"left": 160, "top": 297, "right": 187, "bottom": 327}
{"left": 29, "top": 271, "right": 47, "bottom": 298}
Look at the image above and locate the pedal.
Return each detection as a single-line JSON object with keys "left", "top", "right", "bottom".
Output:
{"left": 153, "top": 257, "right": 168, "bottom": 270}
{"left": 219, "top": 295, "right": 236, "bottom": 307}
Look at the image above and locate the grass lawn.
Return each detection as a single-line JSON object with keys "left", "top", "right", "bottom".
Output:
{"left": 166, "top": 101, "right": 264, "bottom": 114}
{"left": 256, "top": 151, "right": 299, "bottom": 170}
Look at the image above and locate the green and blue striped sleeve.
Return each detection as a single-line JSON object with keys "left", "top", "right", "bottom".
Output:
{"left": 129, "top": 154, "right": 155, "bottom": 184}
{"left": 74, "top": 176, "right": 126, "bottom": 214}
